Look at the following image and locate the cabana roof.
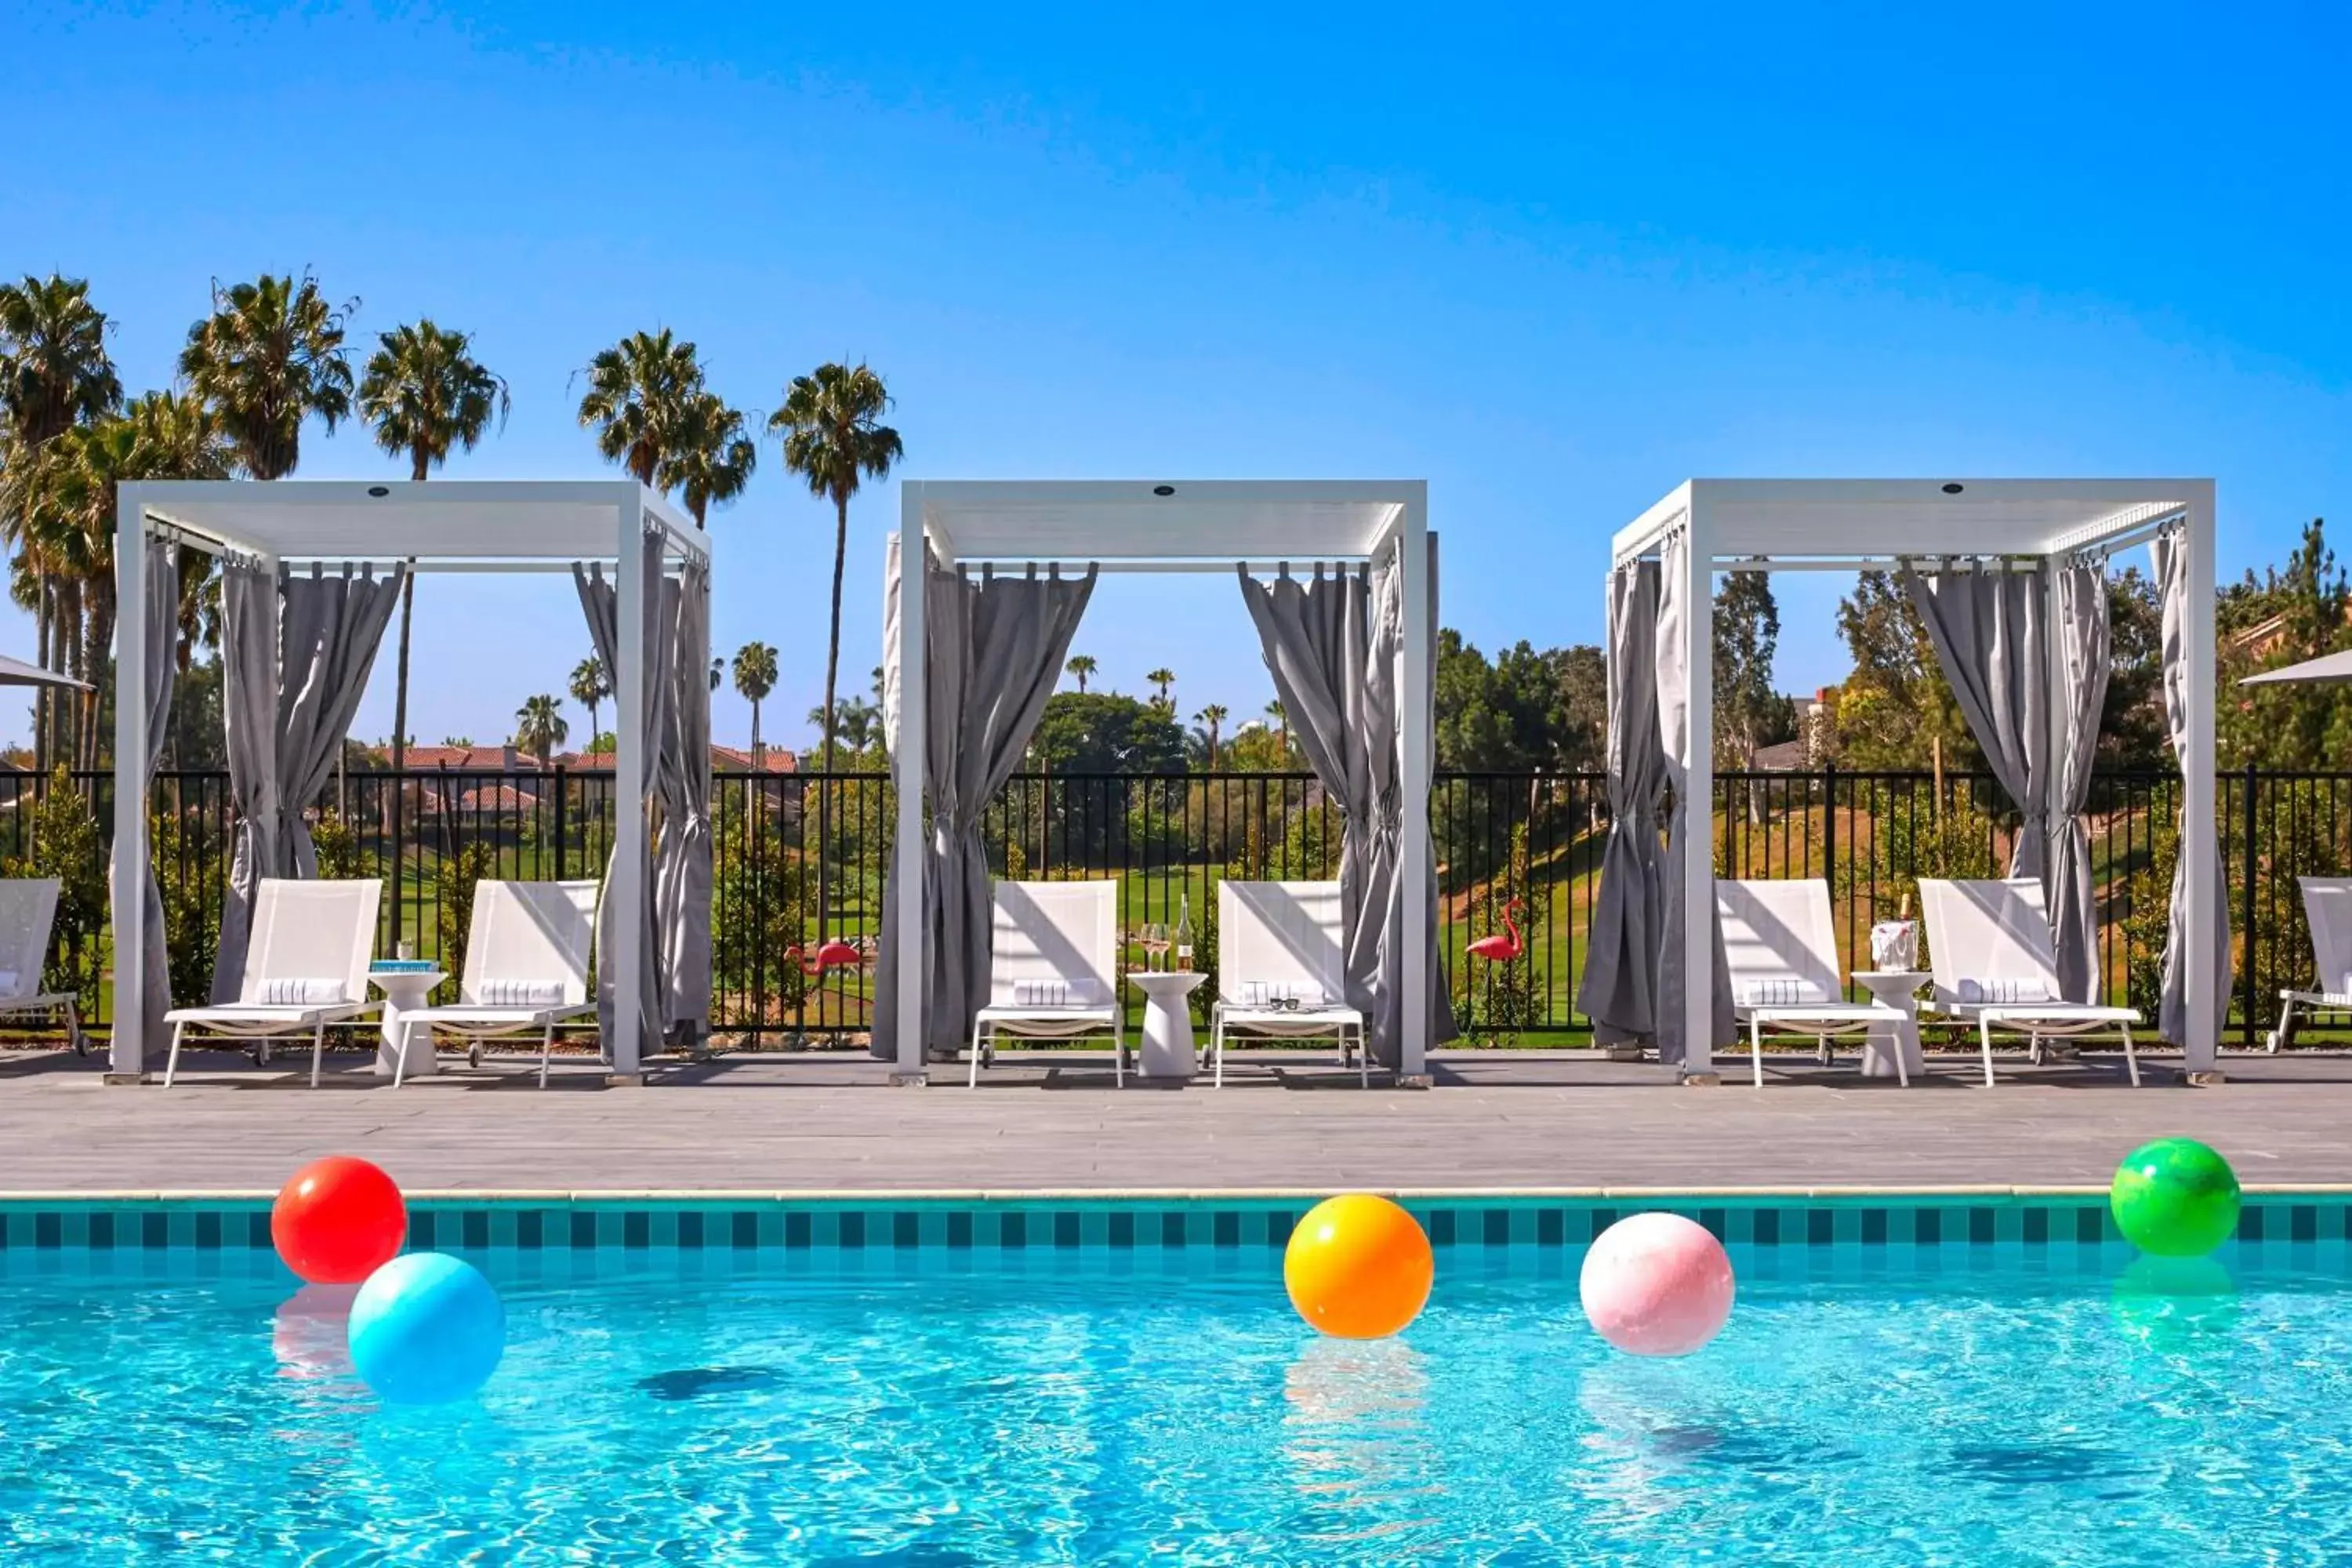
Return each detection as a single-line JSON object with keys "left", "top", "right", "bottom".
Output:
{"left": 118, "top": 479, "right": 705, "bottom": 565}
{"left": 1613, "top": 478, "right": 2205, "bottom": 565}
{"left": 905, "top": 479, "right": 1417, "bottom": 565}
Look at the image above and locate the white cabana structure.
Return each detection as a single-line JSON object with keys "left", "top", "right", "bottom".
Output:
{"left": 108, "top": 480, "right": 713, "bottom": 1085}
{"left": 1583, "top": 479, "right": 2225, "bottom": 1084}
{"left": 876, "top": 480, "right": 1448, "bottom": 1086}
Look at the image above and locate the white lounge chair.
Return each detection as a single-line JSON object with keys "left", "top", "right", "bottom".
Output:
{"left": 1209, "top": 880, "right": 1368, "bottom": 1087}
{"left": 0, "top": 877, "right": 82, "bottom": 1054}
{"left": 968, "top": 880, "right": 1127, "bottom": 1087}
{"left": 2269, "top": 877, "right": 2352, "bottom": 1051}
{"left": 390, "top": 880, "right": 601, "bottom": 1087}
{"left": 1718, "top": 878, "right": 1907, "bottom": 1087}
{"left": 1916, "top": 877, "right": 2142, "bottom": 1087}
{"left": 164, "top": 879, "right": 382, "bottom": 1088}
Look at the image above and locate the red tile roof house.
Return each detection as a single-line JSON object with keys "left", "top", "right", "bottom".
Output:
{"left": 556, "top": 747, "right": 798, "bottom": 773}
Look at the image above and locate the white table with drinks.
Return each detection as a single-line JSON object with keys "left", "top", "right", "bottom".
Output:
{"left": 1128, "top": 906, "right": 1204, "bottom": 1082}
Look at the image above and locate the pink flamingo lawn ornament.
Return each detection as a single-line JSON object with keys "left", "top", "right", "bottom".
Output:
{"left": 785, "top": 938, "right": 866, "bottom": 976}
{"left": 1466, "top": 898, "right": 1524, "bottom": 964}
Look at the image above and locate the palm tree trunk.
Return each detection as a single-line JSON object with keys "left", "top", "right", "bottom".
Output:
{"left": 751, "top": 699, "right": 762, "bottom": 768}
{"left": 392, "top": 574, "right": 414, "bottom": 775}
{"left": 822, "top": 495, "right": 848, "bottom": 771}
{"left": 33, "top": 579, "right": 51, "bottom": 773}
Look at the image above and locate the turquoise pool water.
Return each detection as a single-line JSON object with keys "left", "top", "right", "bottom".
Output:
{"left": 2, "top": 1223, "right": 2348, "bottom": 1564}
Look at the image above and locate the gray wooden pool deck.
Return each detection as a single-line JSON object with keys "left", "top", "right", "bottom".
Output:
{"left": 4, "top": 1045, "right": 2349, "bottom": 1196}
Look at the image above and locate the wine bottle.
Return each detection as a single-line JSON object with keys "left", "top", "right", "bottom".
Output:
{"left": 1175, "top": 894, "right": 1193, "bottom": 971}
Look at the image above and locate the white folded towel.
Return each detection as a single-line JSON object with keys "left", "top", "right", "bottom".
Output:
{"left": 260, "top": 978, "right": 346, "bottom": 1006}
{"left": 478, "top": 978, "right": 566, "bottom": 1007}
{"left": 1008, "top": 979, "right": 1109, "bottom": 1007}
{"left": 1957, "top": 978, "right": 2053, "bottom": 1004}
{"left": 1740, "top": 978, "right": 1828, "bottom": 1007}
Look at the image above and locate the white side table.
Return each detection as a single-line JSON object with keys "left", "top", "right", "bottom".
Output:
{"left": 1127, "top": 972, "right": 1207, "bottom": 1081}
{"left": 370, "top": 967, "right": 447, "bottom": 1078}
{"left": 1853, "top": 971, "right": 1930, "bottom": 1082}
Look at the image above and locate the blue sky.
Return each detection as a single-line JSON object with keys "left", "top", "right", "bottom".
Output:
{"left": 4, "top": 1, "right": 2348, "bottom": 750}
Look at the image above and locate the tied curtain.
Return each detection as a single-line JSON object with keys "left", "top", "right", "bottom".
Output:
{"left": 575, "top": 536, "right": 680, "bottom": 1053}
{"left": 1653, "top": 528, "right": 1733, "bottom": 1063}
{"left": 1576, "top": 558, "right": 1664, "bottom": 1046}
{"left": 2048, "top": 561, "right": 2111, "bottom": 1001}
{"left": 873, "top": 542, "right": 1095, "bottom": 1061}
{"left": 1900, "top": 564, "right": 2050, "bottom": 884}
{"left": 112, "top": 539, "right": 180, "bottom": 1064}
{"left": 1236, "top": 547, "right": 1454, "bottom": 1069}
{"left": 210, "top": 559, "right": 407, "bottom": 1001}
{"left": 657, "top": 558, "right": 714, "bottom": 1044}
{"left": 2152, "top": 525, "right": 2231, "bottom": 1044}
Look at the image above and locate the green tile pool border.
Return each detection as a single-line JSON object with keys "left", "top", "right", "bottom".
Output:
{"left": 0, "top": 1189, "right": 2344, "bottom": 1254}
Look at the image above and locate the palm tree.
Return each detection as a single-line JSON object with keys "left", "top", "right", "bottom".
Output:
{"left": 568, "top": 656, "right": 611, "bottom": 752}
{"left": 577, "top": 328, "right": 705, "bottom": 487}
{"left": 768, "top": 362, "right": 902, "bottom": 770}
{"left": 1194, "top": 703, "right": 1229, "bottom": 769}
{"left": 662, "top": 390, "right": 757, "bottom": 527}
{"left": 0, "top": 274, "right": 120, "bottom": 766}
{"left": 514, "top": 694, "right": 568, "bottom": 764}
{"left": 358, "top": 319, "right": 510, "bottom": 779}
{"left": 1146, "top": 666, "right": 1175, "bottom": 708}
{"left": 710, "top": 655, "right": 724, "bottom": 691}
{"left": 835, "top": 696, "right": 880, "bottom": 755}
{"left": 1065, "top": 655, "right": 1098, "bottom": 694}
{"left": 1265, "top": 699, "right": 1288, "bottom": 758}
{"left": 177, "top": 272, "right": 355, "bottom": 480}
{"left": 732, "top": 641, "right": 779, "bottom": 764}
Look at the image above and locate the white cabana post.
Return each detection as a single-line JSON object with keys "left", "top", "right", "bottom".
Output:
{"left": 880, "top": 480, "right": 1441, "bottom": 1087}
{"left": 1605, "top": 479, "right": 2222, "bottom": 1085}
{"left": 109, "top": 480, "right": 710, "bottom": 1084}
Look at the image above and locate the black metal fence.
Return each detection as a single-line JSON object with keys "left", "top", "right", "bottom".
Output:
{"left": 0, "top": 763, "right": 2345, "bottom": 1047}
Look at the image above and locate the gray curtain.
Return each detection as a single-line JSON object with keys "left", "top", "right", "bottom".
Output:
{"left": 1365, "top": 535, "right": 1455, "bottom": 1059}
{"left": 659, "top": 559, "right": 713, "bottom": 1043}
{"left": 1239, "top": 564, "right": 1388, "bottom": 1048}
{"left": 211, "top": 560, "right": 407, "bottom": 1000}
{"left": 1900, "top": 564, "right": 2049, "bottom": 884}
{"left": 110, "top": 539, "right": 179, "bottom": 1064}
{"left": 2152, "top": 526, "right": 2230, "bottom": 1044}
{"left": 575, "top": 539, "right": 677, "bottom": 1052}
{"left": 1577, "top": 559, "right": 1663, "bottom": 1045}
{"left": 873, "top": 548, "right": 1094, "bottom": 1061}
{"left": 2048, "top": 561, "right": 2111, "bottom": 1002}
{"left": 1654, "top": 527, "right": 1733, "bottom": 1064}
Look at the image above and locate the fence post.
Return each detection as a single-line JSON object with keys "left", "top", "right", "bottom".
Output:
{"left": 553, "top": 764, "right": 568, "bottom": 880}
{"left": 2241, "top": 761, "right": 2258, "bottom": 1047}
{"left": 1820, "top": 761, "right": 1838, "bottom": 888}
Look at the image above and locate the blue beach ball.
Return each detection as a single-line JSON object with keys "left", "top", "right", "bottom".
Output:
{"left": 347, "top": 1252, "right": 505, "bottom": 1405}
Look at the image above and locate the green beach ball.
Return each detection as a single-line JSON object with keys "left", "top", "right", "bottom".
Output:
{"left": 2110, "top": 1138, "right": 2241, "bottom": 1258}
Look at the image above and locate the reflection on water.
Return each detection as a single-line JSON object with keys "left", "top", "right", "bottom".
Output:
{"left": 271, "top": 1283, "right": 359, "bottom": 1381}
{"left": 1281, "top": 1334, "right": 1444, "bottom": 1548}
{"left": 2111, "top": 1255, "right": 2241, "bottom": 1355}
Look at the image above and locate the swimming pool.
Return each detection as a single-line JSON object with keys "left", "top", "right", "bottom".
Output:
{"left": 2, "top": 1195, "right": 2348, "bottom": 1565}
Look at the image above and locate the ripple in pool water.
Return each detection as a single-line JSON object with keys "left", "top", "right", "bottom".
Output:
{"left": 1, "top": 1250, "right": 2349, "bottom": 1565}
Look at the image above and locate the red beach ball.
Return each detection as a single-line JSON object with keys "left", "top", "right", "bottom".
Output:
{"left": 271, "top": 1156, "right": 408, "bottom": 1284}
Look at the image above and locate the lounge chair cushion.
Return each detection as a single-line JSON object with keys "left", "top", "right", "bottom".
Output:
{"left": 260, "top": 977, "right": 347, "bottom": 1006}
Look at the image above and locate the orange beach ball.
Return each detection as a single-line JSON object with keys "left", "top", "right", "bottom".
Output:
{"left": 1283, "top": 1194, "right": 1435, "bottom": 1339}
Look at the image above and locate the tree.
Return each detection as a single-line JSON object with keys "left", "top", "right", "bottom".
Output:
{"left": 1028, "top": 692, "right": 1188, "bottom": 774}
{"left": 768, "top": 361, "right": 902, "bottom": 770}
{"left": 1194, "top": 703, "right": 1229, "bottom": 768}
{"left": 2221, "top": 518, "right": 2352, "bottom": 769}
{"left": 662, "top": 390, "right": 757, "bottom": 527}
{"left": 577, "top": 328, "right": 706, "bottom": 488}
{"left": 1145, "top": 666, "right": 1175, "bottom": 708}
{"left": 732, "top": 640, "right": 779, "bottom": 763}
{"left": 358, "top": 318, "right": 510, "bottom": 779}
{"left": 569, "top": 656, "right": 611, "bottom": 750}
{"left": 514, "top": 694, "right": 568, "bottom": 764}
{"left": 177, "top": 272, "right": 355, "bottom": 480}
{"left": 1065, "top": 654, "right": 1098, "bottom": 694}
{"left": 2101, "top": 568, "right": 2169, "bottom": 771}
{"left": 1828, "top": 572, "right": 1973, "bottom": 770}
{"left": 1712, "top": 570, "right": 1796, "bottom": 770}
{"left": 0, "top": 274, "right": 120, "bottom": 766}
{"left": 1265, "top": 699, "right": 1289, "bottom": 759}
{"left": 806, "top": 696, "right": 880, "bottom": 756}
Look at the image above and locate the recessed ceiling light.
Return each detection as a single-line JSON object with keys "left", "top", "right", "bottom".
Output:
{"left": 1941, "top": 482, "right": 1965, "bottom": 495}
{"left": 367, "top": 485, "right": 390, "bottom": 497}
{"left": 1152, "top": 485, "right": 1175, "bottom": 497}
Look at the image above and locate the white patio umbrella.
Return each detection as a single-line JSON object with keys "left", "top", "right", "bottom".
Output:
{"left": 0, "top": 654, "right": 88, "bottom": 690}
{"left": 2240, "top": 650, "right": 2352, "bottom": 687}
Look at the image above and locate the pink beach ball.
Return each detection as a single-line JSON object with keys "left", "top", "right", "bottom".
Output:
{"left": 1579, "top": 1213, "right": 1736, "bottom": 1356}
